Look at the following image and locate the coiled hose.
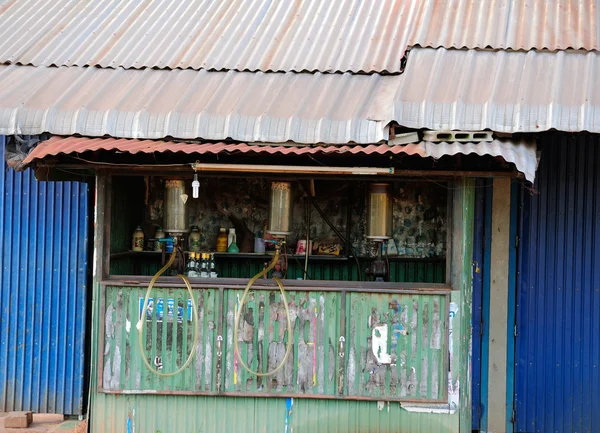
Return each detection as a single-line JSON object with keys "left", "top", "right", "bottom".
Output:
{"left": 234, "top": 247, "right": 293, "bottom": 376}
{"left": 138, "top": 245, "right": 199, "bottom": 377}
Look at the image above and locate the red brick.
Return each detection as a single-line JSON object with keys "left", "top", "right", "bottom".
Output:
{"left": 4, "top": 411, "right": 33, "bottom": 428}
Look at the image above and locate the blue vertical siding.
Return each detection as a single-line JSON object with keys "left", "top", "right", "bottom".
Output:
{"left": 472, "top": 179, "right": 493, "bottom": 432}
{"left": 0, "top": 136, "right": 90, "bottom": 415}
{"left": 515, "top": 133, "right": 600, "bottom": 433}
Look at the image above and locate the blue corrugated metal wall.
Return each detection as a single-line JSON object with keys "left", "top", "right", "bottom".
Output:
{"left": 472, "top": 179, "right": 493, "bottom": 431}
{"left": 515, "top": 133, "right": 600, "bottom": 433}
{"left": 0, "top": 136, "right": 90, "bottom": 415}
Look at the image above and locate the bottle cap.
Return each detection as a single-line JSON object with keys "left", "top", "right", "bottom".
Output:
{"left": 219, "top": 227, "right": 226, "bottom": 232}
{"left": 229, "top": 228, "right": 236, "bottom": 233}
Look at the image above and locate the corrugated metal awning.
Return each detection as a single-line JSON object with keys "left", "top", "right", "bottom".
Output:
{"left": 0, "top": 65, "right": 398, "bottom": 144}
{"left": 24, "top": 136, "right": 538, "bottom": 182}
{"left": 394, "top": 48, "right": 600, "bottom": 133}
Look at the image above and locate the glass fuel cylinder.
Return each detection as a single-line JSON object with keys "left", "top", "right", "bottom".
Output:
{"left": 267, "top": 181, "right": 293, "bottom": 237}
{"left": 366, "top": 183, "right": 393, "bottom": 240}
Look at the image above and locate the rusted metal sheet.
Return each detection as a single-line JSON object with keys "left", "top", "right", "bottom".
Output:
{"left": 0, "top": 65, "right": 397, "bottom": 144}
{"left": 0, "top": 0, "right": 597, "bottom": 73}
{"left": 101, "top": 285, "right": 448, "bottom": 402}
{"left": 394, "top": 48, "right": 600, "bottom": 134}
{"left": 24, "top": 135, "right": 538, "bottom": 181}
{"left": 23, "top": 137, "right": 425, "bottom": 166}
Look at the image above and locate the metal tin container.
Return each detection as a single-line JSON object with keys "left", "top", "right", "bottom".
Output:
{"left": 267, "top": 181, "right": 293, "bottom": 237}
{"left": 366, "top": 183, "right": 393, "bottom": 240}
{"left": 164, "top": 179, "right": 189, "bottom": 234}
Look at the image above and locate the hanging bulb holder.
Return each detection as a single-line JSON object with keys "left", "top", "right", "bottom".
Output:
{"left": 192, "top": 172, "right": 200, "bottom": 199}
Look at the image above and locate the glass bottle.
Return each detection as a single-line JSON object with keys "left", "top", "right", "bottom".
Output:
{"left": 189, "top": 226, "right": 201, "bottom": 252}
{"left": 200, "top": 253, "right": 209, "bottom": 278}
{"left": 216, "top": 228, "right": 228, "bottom": 252}
{"left": 209, "top": 253, "right": 218, "bottom": 278}
{"left": 194, "top": 253, "right": 201, "bottom": 276}
{"left": 187, "top": 253, "right": 197, "bottom": 277}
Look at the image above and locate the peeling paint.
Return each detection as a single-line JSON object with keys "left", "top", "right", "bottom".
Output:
{"left": 102, "top": 286, "right": 448, "bottom": 402}
{"left": 372, "top": 324, "right": 391, "bottom": 364}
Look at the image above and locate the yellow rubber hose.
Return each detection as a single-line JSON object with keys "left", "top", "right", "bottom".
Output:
{"left": 138, "top": 247, "right": 199, "bottom": 377}
{"left": 234, "top": 248, "right": 293, "bottom": 376}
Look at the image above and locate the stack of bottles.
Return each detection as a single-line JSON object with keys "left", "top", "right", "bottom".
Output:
{"left": 185, "top": 253, "right": 218, "bottom": 278}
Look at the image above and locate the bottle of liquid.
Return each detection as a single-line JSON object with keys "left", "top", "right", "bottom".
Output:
{"left": 200, "top": 253, "right": 209, "bottom": 278}
{"left": 216, "top": 228, "right": 228, "bottom": 252}
{"left": 189, "top": 226, "right": 201, "bottom": 253}
{"left": 185, "top": 253, "right": 193, "bottom": 277}
{"left": 192, "top": 253, "right": 200, "bottom": 277}
{"left": 227, "top": 228, "right": 236, "bottom": 248}
{"left": 132, "top": 226, "right": 144, "bottom": 252}
{"left": 209, "top": 253, "right": 218, "bottom": 278}
{"left": 154, "top": 226, "right": 165, "bottom": 252}
{"left": 187, "top": 253, "right": 197, "bottom": 277}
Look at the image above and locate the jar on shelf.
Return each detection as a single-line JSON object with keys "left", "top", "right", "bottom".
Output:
{"left": 188, "top": 226, "right": 201, "bottom": 252}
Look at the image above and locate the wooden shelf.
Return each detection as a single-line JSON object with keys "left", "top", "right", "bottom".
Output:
{"left": 110, "top": 250, "right": 445, "bottom": 262}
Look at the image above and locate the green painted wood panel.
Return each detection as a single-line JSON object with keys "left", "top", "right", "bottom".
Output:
{"left": 346, "top": 292, "right": 447, "bottom": 401}
{"left": 102, "top": 285, "right": 447, "bottom": 402}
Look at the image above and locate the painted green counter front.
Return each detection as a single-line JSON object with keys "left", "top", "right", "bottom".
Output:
{"left": 90, "top": 176, "right": 474, "bottom": 433}
{"left": 100, "top": 285, "right": 448, "bottom": 402}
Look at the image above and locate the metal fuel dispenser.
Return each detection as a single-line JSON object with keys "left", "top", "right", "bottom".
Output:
{"left": 366, "top": 183, "right": 393, "bottom": 282}
{"left": 234, "top": 181, "right": 294, "bottom": 376}
{"left": 138, "top": 179, "right": 199, "bottom": 377}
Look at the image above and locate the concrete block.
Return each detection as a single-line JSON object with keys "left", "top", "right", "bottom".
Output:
{"left": 4, "top": 411, "right": 33, "bottom": 428}
{"left": 32, "top": 415, "right": 64, "bottom": 424}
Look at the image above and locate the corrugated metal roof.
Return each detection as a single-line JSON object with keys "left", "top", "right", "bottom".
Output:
{"left": 393, "top": 48, "right": 600, "bottom": 133}
{"left": 0, "top": 0, "right": 597, "bottom": 74}
{"left": 0, "top": 65, "right": 399, "bottom": 144}
{"left": 23, "top": 136, "right": 538, "bottom": 181}
{"left": 410, "top": 0, "right": 599, "bottom": 52}
{"left": 0, "top": 0, "right": 415, "bottom": 73}
{"left": 22, "top": 137, "right": 426, "bottom": 164}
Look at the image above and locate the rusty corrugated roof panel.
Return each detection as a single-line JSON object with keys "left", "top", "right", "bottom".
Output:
{"left": 0, "top": 0, "right": 596, "bottom": 74}
{"left": 22, "top": 136, "right": 426, "bottom": 165}
{"left": 24, "top": 136, "right": 538, "bottom": 181}
{"left": 393, "top": 48, "right": 600, "bottom": 133}
{"left": 0, "top": 65, "right": 399, "bottom": 144}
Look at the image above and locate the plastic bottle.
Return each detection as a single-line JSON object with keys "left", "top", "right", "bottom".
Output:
{"left": 227, "top": 228, "right": 236, "bottom": 248}
{"left": 132, "top": 226, "right": 144, "bottom": 252}
{"left": 154, "top": 226, "right": 165, "bottom": 252}
{"left": 189, "top": 226, "right": 201, "bottom": 252}
{"left": 227, "top": 240, "right": 239, "bottom": 253}
{"left": 216, "top": 228, "right": 228, "bottom": 252}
